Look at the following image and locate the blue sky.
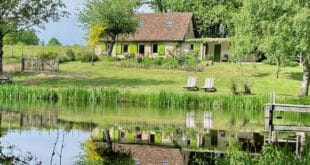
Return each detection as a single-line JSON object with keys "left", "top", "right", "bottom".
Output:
{"left": 37, "top": 0, "right": 152, "bottom": 46}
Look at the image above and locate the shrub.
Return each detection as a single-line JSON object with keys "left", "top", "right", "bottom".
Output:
{"left": 185, "top": 55, "right": 198, "bottom": 67}
{"left": 80, "top": 52, "right": 99, "bottom": 62}
{"left": 65, "top": 49, "right": 76, "bottom": 61}
{"left": 37, "top": 52, "right": 58, "bottom": 59}
{"left": 104, "top": 56, "right": 117, "bottom": 62}
{"left": 59, "top": 49, "right": 76, "bottom": 63}
{"left": 263, "top": 57, "right": 299, "bottom": 67}
{"left": 162, "top": 58, "right": 178, "bottom": 68}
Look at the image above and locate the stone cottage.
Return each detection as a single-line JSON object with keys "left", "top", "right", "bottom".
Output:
{"left": 98, "top": 12, "right": 232, "bottom": 62}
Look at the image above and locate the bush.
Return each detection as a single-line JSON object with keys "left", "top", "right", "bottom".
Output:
{"left": 65, "top": 49, "right": 75, "bottom": 61}
{"left": 37, "top": 52, "right": 58, "bottom": 59}
{"left": 103, "top": 56, "right": 117, "bottom": 62}
{"left": 80, "top": 52, "right": 99, "bottom": 62}
{"left": 162, "top": 58, "right": 178, "bottom": 68}
{"left": 185, "top": 55, "right": 198, "bottom": 67}
{"left": 263, "top": 57, "right": 299, "bottom": 67}
{"left": 59, "top": 49, "right": 76, "bottom": 63}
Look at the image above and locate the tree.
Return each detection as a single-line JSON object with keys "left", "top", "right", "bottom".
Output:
{"left": 150, "top": 0, "right": 242, "bottom": 37}
{"left": 78, "top": 0, "right": 139, "bottom": 56}
{"left": 3, "top": 30, "right": 39, "bottom": 45}
{"left": 232, "top": 0, "right": 310, "bottom": 96}
{"left": 0, "top": 0, "right": 67, "bottom": 74}
{"left": 47, "top": 37, "right": 62, "bottom": 46}
{"left": 88, "top": 25, "right": 107, "bottom": 65}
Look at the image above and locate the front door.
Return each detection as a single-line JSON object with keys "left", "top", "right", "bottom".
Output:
{"left": 138, "top": 44, "right": 145, "bottom": 56}
{"left": 214, "top": 44, "right": 221, "bottom": 62}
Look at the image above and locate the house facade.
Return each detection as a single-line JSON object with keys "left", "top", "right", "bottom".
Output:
{"left": 98, "top": 12, "right": 232, "bottom": 62}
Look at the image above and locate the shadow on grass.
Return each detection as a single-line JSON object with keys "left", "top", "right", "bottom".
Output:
{"left": 288, "top": 72, "right": 303, "bottom": 81}
{"left": 15, "top": 76, "right": 175, "bottom": 88}
{"left": 253, "top": 73, "right": 271, "bottom": 77}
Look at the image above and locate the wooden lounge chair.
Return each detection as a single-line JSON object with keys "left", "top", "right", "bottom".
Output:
{"left": 202, "top": 78, "right": 216, "bottom": 92}
{"left": 184, "top": 76, "right": 199, "bottom": 91}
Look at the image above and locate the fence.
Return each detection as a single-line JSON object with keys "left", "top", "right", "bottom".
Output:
{"left": 21, "top": 58, "right": 59, "bottom": 72}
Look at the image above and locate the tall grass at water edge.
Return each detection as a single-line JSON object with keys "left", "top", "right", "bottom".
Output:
{"left": 0, "top": 85, "right": 308, "bottom": 110}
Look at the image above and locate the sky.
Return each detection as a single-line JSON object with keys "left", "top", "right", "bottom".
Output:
{"left": 37, "top": 0, "right": 152, "bottom": 46}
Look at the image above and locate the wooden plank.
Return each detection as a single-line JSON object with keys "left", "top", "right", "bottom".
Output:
{"left": 273, "top": 125, "right": 310, "bottom": 132}
{"left": 264, "top": 104, "right": 310, "bottom": 113}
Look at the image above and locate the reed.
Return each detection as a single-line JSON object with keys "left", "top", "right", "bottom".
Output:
{"left": 0, "top": 85, "right": 307, "bottom": 110}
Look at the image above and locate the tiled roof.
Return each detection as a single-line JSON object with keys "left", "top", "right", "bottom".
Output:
{"left": 118, "top": 12, "right": 193, "bottom": 42}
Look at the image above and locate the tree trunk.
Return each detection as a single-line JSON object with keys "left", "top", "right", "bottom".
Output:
{"left": 299, "top": 56, "right": 310, "bottom": 97}
{"left": 276, "top": 56, "right": 281, "bottom": 79}
{"left": 0, "top": 33, "right": 4, "bottom": 74}
{"left": 107, "top": 36, "right": 116, "bottom": 56}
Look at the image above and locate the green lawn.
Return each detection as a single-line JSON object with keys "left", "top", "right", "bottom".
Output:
{"left": 10, "top": 59, "right": 304, "bottom": 96}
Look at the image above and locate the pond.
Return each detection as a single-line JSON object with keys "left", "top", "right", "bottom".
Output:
{"left": 0, "top": 101, "right": 309, "bottom": 164}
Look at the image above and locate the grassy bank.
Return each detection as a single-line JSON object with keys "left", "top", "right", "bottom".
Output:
{"left": 0, "top": 85, "right": 309, "bottom": 110}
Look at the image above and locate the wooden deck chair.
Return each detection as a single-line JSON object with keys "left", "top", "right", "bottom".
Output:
{"left": 202, "top": 78, "right": 216, "bottom": 92}
{"left": 184, "top": 76, "right": 199, "bottom": 91}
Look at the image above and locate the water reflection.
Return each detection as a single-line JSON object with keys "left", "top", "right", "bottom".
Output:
{"left": 0, "top": 102, "right": 308, "bottom": 164}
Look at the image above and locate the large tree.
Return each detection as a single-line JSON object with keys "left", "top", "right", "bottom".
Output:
{"left": 232, "top": 0, "right": 310, "bottom": 96}
{"left": 150, "top": 0, "right": 242, "bottom": 37}
{"left": 0, "top": 0, "right": 67, "bottom": 74}
{"left": 78, "top": 0, "right": 139, "bottom": 56}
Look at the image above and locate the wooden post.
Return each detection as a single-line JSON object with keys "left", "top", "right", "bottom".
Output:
{"left": 21, "top": 58, "right": 25, "bottom": 72}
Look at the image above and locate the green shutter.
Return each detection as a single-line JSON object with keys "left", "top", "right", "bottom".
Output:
{"left": 158, "top": 43, "right": 165, "bottom": 56}
{"left": 129, "top": 43, "right": 137, "bottom": 55}
{"left": 155, "top": 132, "right": 162, "bottom": 144}
{"left": 101, "top": 43, "right": 106, "bottom": 51}
{"left": 116, "top": 43, "right": 122, "bottom": 55}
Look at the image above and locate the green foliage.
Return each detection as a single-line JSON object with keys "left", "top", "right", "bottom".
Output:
{"left": 150, "top": 0, "right": 241, "bottom": 37}
{"left": 59, "top": 49, "right": 76, "bottom": 63}
{"left": 37, "top": 52, "right": 58, "bottom": 59}
{"left": 47, "top": 38, "right": 62, "bottom": 46}
{"left": 0, "top": 85, "right": 271, "bottom": 110}
{"left": 3, "top": 30, "right": 39, "bottom": 45}
{"left": 232, "top": 0, "right": 309, "bottom": 79}
{"left": 263, "top": 57, "right": 299, "bottom": 67}
{"left": 80, "top": 52, "right": 99, "bottom": 62}
{"left": 0, "top": 0, "right": 67, "bottom": 72}
{"left": 78, "top": 0, "right": 139, "bottom": 55}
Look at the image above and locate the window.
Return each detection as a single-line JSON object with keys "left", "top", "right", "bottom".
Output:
{"left": 190, "top": 44, "right": 194, "bottom": 51}
{"left": 152, "top": 44, "right": 158, "bottom": 54}
{"left": 162, "top": 160, "right": 169, "bottom": 165}
{"left": 123, "top": 44, "right": 128, "bottom": 53}
{"left": 166, "top": 19, "right": 174, "bottom": 26}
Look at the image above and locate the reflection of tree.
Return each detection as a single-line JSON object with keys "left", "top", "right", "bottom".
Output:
{"left": 0, "top": 143, "right": 41, "bottom": 165}
{"left": 78, "top": 139, "right": 135, "bottom": 165}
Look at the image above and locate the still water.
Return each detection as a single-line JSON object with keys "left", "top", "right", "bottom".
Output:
{"left": 0, "top": 101, "right": 309, "bottom": 164}
{"left": 1, "top": 129, "right": 88, "bottom": 165}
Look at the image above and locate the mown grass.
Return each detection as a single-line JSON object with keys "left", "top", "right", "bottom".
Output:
{"left": 9, "top": 59, "right": 304, "bottom": 97}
